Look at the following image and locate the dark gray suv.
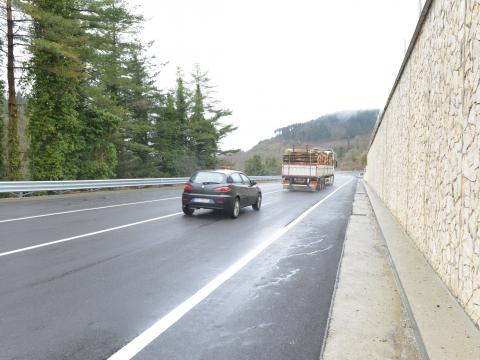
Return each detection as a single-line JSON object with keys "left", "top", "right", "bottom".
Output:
{"left": 182, "top": 170, "right": 262, "bottom": 218}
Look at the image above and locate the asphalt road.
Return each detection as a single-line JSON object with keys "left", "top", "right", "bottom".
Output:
{"left": 0, "top": 174, "right": 357, "bottom": 360}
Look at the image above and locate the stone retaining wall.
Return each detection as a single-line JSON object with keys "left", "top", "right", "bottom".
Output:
{"left": 365, "top": 0, "right": 480, "bottom": 327}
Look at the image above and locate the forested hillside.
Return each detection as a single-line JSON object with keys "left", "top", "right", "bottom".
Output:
{"left": 0, "top": 0, "right": 235, "bottom": 180}
{"left": 225, "top": 110, "right": 379, "bottom": 173}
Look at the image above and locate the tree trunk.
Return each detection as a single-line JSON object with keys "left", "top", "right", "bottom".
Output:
{"left": 6, "top": 0, "right": 21, "bottom": 180}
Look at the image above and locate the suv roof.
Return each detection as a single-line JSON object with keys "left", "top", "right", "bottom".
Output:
{"left": 197, "top": 169, "right": 240, "bottom": 175}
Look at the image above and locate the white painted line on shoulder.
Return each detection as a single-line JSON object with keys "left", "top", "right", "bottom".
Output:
{"left": 0, "top": 212, "right": 183, "bottom": 258}
{"left": 107, "top": 179, "right": 353, "bottom": 360}
{"left": 0, "top": 197, "right": 181, "bottom": 224}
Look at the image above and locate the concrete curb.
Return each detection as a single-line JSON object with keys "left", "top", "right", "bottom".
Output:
{"left": 363, "top": 182, "right": 429, "bottom": 360}
{"left": 321, "top": 181, "right": 420, "bottom": 359}
{"left": 364, "top": 181, "right": 480, "bottom": 360}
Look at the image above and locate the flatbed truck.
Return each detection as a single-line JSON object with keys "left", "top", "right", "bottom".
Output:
{"left": 282, "top": 146, "right": 335, "bottom": 191}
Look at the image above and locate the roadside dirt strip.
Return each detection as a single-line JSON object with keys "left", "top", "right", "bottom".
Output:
{"left": 321, "top": 182, "right": 420, "bottom": 360}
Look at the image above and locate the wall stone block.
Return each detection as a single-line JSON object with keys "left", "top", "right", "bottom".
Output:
{"left": 366, "top": 0, "right": 480, "bottom": 327}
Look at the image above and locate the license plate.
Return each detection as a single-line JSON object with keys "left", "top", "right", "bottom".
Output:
{"left": 192, "top": 198, "right": 213, "bottom": 204}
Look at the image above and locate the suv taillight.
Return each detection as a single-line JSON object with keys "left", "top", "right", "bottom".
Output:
{"left": 184, "top": 184, "right": 193, "bottom": 191}
{"left": 214, "top": 186, "right": 231, "bottom": 192}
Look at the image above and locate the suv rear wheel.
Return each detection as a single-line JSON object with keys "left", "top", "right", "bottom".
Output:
{"left": 183, "top": 206, "right": 194, "bottom": 216}
{"left": 252, "top": 193, "right": 262, "bottom": 210}
{"left": 230, "top": 197, "right": 240, "bottom": 219}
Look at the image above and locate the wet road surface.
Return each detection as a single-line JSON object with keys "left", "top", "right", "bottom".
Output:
{"left": 0, "top": 174, "right": 357, "bottom": 360}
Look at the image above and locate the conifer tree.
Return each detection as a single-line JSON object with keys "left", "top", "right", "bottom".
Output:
{"left": 76, "top": 104, "right": 119, "bottom": 179}
{"left": 189, "top": 80, "right": 215, "bottom": 167}
{"left": 0, "top": 42, "right": 5, "bottom": 179}
{"left": 3, "top": 0, "right": 25, "bottom": 179}
{"left": 73, "top": 0, "right": 139, "bottom": 178}
{"left": 0, "top": 82, "right": 5, "bottom": 179}
{"left": 8, "top": 1, "right": 238, "bottom": 180}
{"left": 188, "top": 64, "right": 236, "bottom": 168}
{"left": 174, "top": 68, "right": 188, "bottom": 151}
{"left": 154, "top": 92, "right": 177, "bottom": 175}
{"left": 26, "top": 0, "right": 84, "bottom": 180}
{"left": 82, "top": 0, "right": 158, "bottom": 178}
{"left": 122, "top": 45, "right": 159, "bottom": 176}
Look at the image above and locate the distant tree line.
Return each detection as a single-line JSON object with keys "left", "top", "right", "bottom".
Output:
{"left": 0, "top": 0, "right": 236, "bottom": 180}
{"left": 244, "top": 154, "right": 280, "bottom": 176}
{"left": 274, "top": 110, "right": 379, "bottom": 144}
{"left": 229, "top": 109, "right": 379, "bottom": 172}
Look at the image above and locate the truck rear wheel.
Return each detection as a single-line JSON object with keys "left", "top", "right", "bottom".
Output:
{"left": 316, "top": 179, "right": 325, "bottom": 191}
{"left": 328, "top": 175, "right": 334, "bottom": 186}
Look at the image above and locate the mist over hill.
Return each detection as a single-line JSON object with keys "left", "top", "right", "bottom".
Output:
{"left": 223, "top": 109, "right": 380, "bottom": 173}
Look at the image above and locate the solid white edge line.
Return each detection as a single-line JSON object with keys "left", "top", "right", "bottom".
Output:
{"left": 107, "top": 179, "right": 353, "bottom": 360}
{"left": 0, "top": 188, "right": 283, "bottom": 224}
{"left": 0, "top": 197, "right": 181, "bottom": 223}
{"left": 0, "top": 212, "right": 183, "bottom": 258}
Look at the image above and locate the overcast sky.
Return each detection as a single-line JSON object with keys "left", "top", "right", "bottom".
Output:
{"left": 128, "top": 0, "right": 423, "bottom": 151}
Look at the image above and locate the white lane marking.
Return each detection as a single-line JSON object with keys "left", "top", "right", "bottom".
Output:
{"left": 107, "top": 179, "right": 353, "bottom": 360}
{"left": 0, "top": 189, "right": 283, "bottom": 224}
{"left": 262, "top": 189, "right": 284, "bottom": 195}
{"left": 0, "top": 190, "right": 286, "bottom": 256}
{"left": 0, "top": 212, "right": 183, "bottom": 258}
{"left": 0, "top": 197, "right": 181, "bottom": 224}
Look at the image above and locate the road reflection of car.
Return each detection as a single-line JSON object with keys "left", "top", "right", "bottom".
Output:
{"left": 182, "top": 170, "right": 262, "bottom": 219}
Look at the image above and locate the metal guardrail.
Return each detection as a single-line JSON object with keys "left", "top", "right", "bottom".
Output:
{"left": 0, "top": 176, "right": 282, "bottom": 194}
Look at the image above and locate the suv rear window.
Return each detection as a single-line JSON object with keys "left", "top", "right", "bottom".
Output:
{"left": 191, "top": 172, "right": 226, "bottom": 184}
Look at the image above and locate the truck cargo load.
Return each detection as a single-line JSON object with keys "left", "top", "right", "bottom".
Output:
{"left": 282, "top": 146, "right": 335, "bottom": 191}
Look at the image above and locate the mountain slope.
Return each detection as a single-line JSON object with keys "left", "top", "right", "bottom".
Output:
{"left": 224, "top": 109, "right": 379, "bottom": 172}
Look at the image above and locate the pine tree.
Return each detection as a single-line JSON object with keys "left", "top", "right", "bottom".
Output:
{"left": 0, "top": 119, "right": 4, "bottom": 180}
{"left": 68, "top": 0, "right": 138, "bottom": 178}
{"left": 121, "top": 45, "right": 159, "bottom": 176}
{"left": 189, "top": 80, "right": 216, "bottom": 167}
{"left": 112, "top": 44, "right": 161, "bottom": 177}
{"left": 76, "top": 104, "right": 119, "bottom": 179}
{"left": 81, "top": 0, "right": 159, "bottom": 178}
{"left": 7, "top": 1, "right": 239, "bottom": 180}
{"left": 174, "top": 68, "right": 188, "bottom": 151}
{"left": 24, "top": 0, "right": 150, "bottom": 179}
{"left": 154, "top": 92, "right": 177, "bottom": 175}
{"left": 188, "top": 64, "right": 236, "bottom": 169}
{"left": 26, "top": 0, "right": 84, "bottom": 180}
{"left": 3, "top": 0, "right": 24, "bottom": 180}
{"left": 0, "top": 83, "right": 5, "bottom": 179}
{"left": 0, "top": 40, "right": 6, "bottom": 179}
